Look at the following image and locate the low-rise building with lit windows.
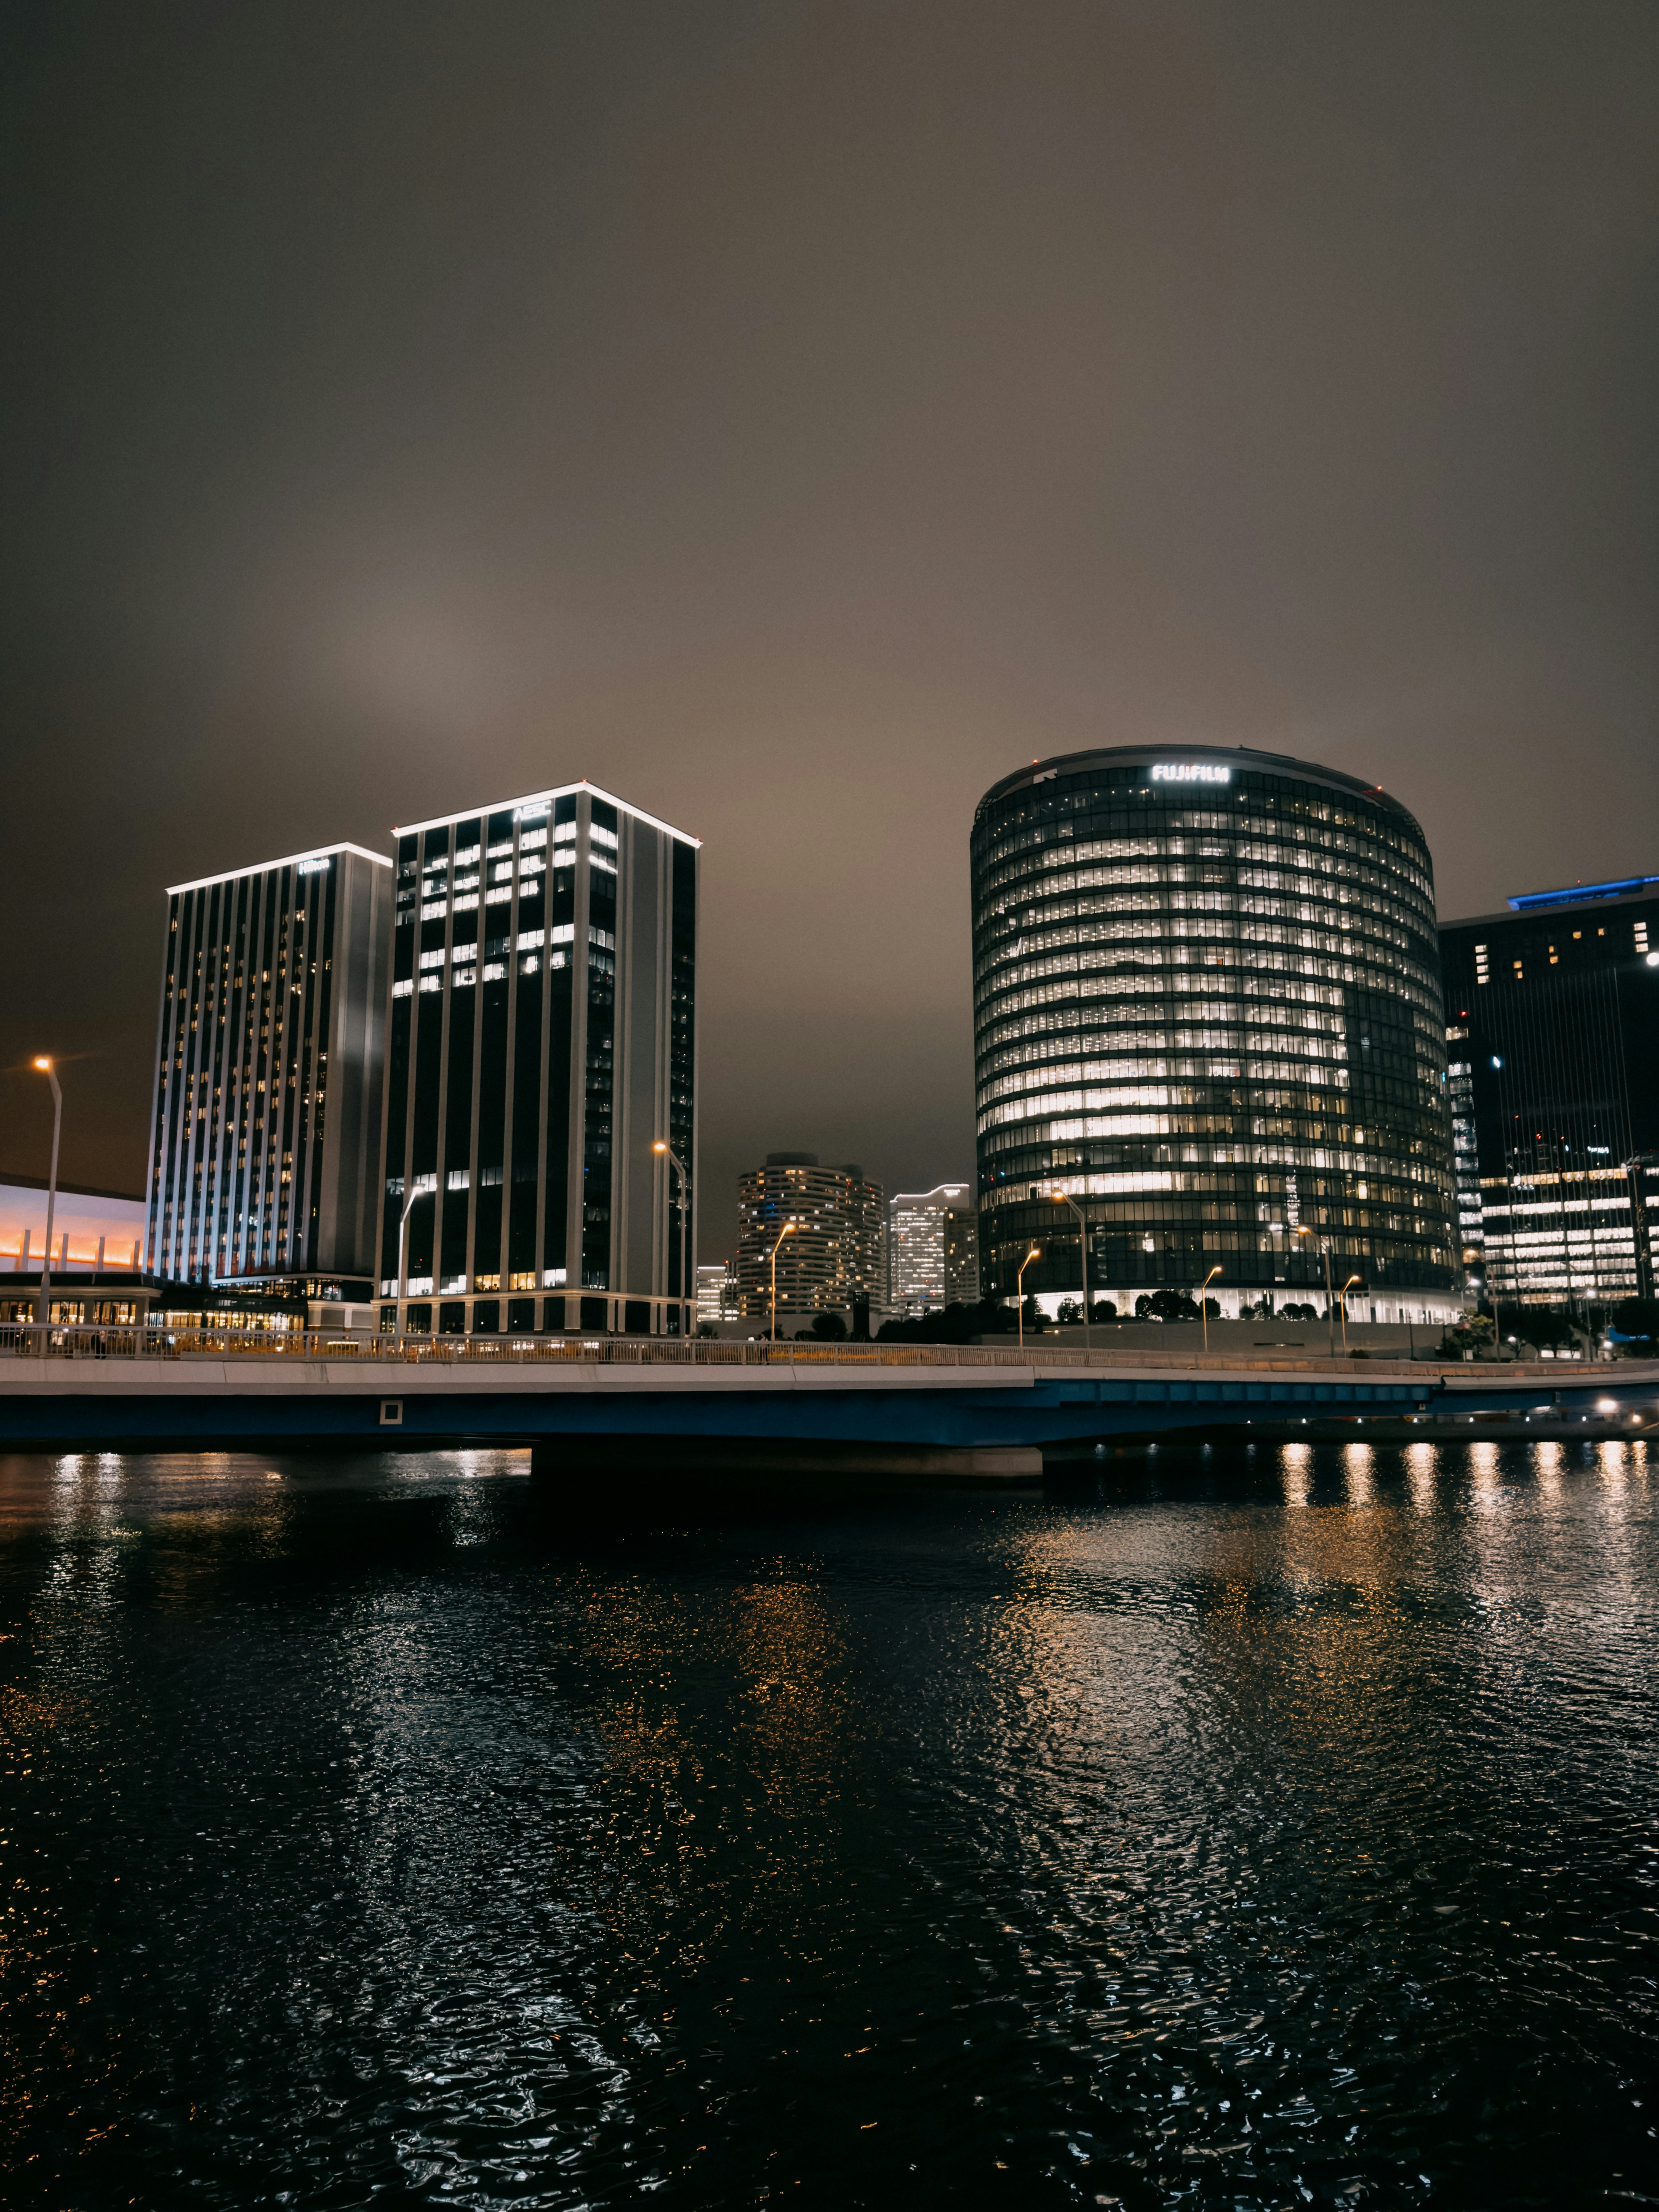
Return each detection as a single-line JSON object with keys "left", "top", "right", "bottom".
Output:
{"left": 696, "top": 1261, "right": 739, "bottom": 1327}
{"left": 2, "top": 1175, "right": 146, "bottom": 1278}
{"left": 146, "top": 843, "right": 394, "bottom": 1287}
{"left": 972, "top": 746, "right": 1459, "bottom": 1323}
{"left": 1, "top": 1172, "right": 152, "bottom": 1326}
{"left": 376, "top": 781, "right": 698, "bottom": 1336}
{"left": 1440, "top": 874, "right": 1659, "bottom": 1312}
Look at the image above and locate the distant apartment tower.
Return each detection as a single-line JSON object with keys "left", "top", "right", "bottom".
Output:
{"left": 735, "top": 1154, "right": 885, "bottom": 1319}
{"left": 1440, "top": 874, "right": 1659, "bottom": 1308}
{"left": 146, "top": 843, "right": 394, "bottom": 1285}
{"left": 377, "top": 781, "right": 698, "bottom": 1336}
{"left": 888, "top": 1183, "right": 979, "bottom": 1312}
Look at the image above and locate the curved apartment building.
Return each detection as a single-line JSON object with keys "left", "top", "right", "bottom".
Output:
{"left": 971, "top": 746, "right": 1458, "bottom": 1321}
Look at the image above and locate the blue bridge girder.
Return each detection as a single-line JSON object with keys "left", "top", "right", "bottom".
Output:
{"left": 2, "top": 1344, "right": 1656, "bottom": 1454}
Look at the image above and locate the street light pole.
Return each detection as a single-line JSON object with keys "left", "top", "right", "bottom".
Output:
{"left": 396, "top": 1188, "right": 419, "bottom": 1339}
{"left": 1297, "top": 1227, "right": 1336, "bottom": 1352}
{"left": 1017, "top": 1245, "right": 1041, "bottom": 1351}
{"left": 768, "top": 1221, "right": 795, "bottom": 1342}
{"left": 32, "top": 1058, "right": 62, "bottom": 1333}
{"left": 653, "top": 1141, "right": 692, "bottom": 1338}
{"left": 1046, "top": 1188, "right": 1091, "bottom": 1350}
{"left": 1339, "top": 1274, "right": 1363, "bottom": 1355}
{"left": 1199, "top": 1264, "right": 1222, "bottom": 1355}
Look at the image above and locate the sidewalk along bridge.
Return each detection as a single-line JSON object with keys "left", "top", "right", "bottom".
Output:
{"left": 3, "top": 1328, "right": 1656, "bottom": 1481}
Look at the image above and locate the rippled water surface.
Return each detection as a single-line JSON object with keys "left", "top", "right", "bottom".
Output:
{"left": 1, "top": 1439, "right": 1656, "bottom": 2208}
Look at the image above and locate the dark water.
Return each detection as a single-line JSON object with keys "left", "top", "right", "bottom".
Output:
{"left": 1, "top": 1440, "right": 1656, "bottom": 2210}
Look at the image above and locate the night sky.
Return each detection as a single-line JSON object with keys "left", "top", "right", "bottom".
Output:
{"left": 4, "top": 1, "right": 1657, "bottom": 1258}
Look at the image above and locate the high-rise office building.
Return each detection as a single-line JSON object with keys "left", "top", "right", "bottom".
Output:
{"left": 735, "top": 1154, "right": 885, "bottom": 1321}
{"left": 146, "top": 843, "right": 394, "bottom": 1286}
{"left": 971, "top": 746, "right": 1459, "bottom": 1322}
{"left": 887, "top": 1183, "right": 979, "bottom": 1312}
{"left": 1439, "top": 874, "right": 1659, "bottom": 1309}
{"left": 377, "top": 781, "right": 698, "bottom": 1336}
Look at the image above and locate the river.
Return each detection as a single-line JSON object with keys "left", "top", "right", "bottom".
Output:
{"left": 1, "top": 1438, "right": 1654, "bottom": 2207}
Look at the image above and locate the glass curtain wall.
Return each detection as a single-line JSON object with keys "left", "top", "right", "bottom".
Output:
{"left": 1440, "top": 889, "right": 1659, "bottom": 1314}
{"left": 970, "top": 748, "right": 1458, "bottom": 1322}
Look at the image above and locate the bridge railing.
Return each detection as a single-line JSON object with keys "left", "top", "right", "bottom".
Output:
{"left": 0, "top": 1321, "right": 1642, "bottom": 1384}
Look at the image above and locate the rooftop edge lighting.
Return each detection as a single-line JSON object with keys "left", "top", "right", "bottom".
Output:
{"left": 167, "top": 842, "right": 391, "bottom": 896}
{"left": 395, "top": 779, "right": 700, "bottom": 849}
{"left": 1507, "top": 874, "right": 1659, "bottom": 912}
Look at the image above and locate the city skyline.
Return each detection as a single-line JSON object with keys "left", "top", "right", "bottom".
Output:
{"left": 5, "top": 4, "right": 1659, "bottom": 1257}
{"left": 4, "top": 759, "right": 1653, "bottom": 1278}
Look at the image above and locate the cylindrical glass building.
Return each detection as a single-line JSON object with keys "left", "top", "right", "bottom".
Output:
{"left": 971, "top": 746, "right": 1458, "bottom": 1322}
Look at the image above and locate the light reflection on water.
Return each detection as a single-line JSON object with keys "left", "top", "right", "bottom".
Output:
{"left": 0, "top": 1438, "right": 1655, "bottom": 2209}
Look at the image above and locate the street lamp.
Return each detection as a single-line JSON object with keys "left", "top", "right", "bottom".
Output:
{"left": 1339, "top": 1274, "right": 1363, "bottom": 1355}
{"left": 1045, "top": 1187, "right": 1092, "bottom": 1350}
{"left": 32, "top": 1058, "right": 62, "bottom": 1334}
{"left": 1017, "top": 1245, "right": 1041, "bottom": 1351}
{"left": 1199, "top": 1264, "right": 1223, "bottom": 1355}
{"left": 653, "top": 1140, "right": 692, "bottom": 1339}
{"left": 396, "top": 1185, "right": 420, "bottom": 1339}
{"left": 1294, "top": 1226, "right": 1338, "bottom": 1354}
{"left": 768, "top": 1220, "right": 796, "bottom": 1342}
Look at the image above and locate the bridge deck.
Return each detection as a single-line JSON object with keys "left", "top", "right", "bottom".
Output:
{"left": 0, "top": 1328, "right": 1653, "bottom": 1460}
{"left": 0, "top": 1322, "right": 1637, "bottom": 1386}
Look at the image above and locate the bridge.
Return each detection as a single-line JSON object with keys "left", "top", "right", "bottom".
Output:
{"left": 3, "top": 1328, "right": 1655, "bottom": 1481}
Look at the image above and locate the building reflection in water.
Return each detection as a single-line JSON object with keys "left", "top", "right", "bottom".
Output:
{"left": 1467, "top": 1439, "right": 1503, "bottom": 1509}
{"left": 1534, "top": 1440, "right": 1563, "bottom": 1501}
{"left": 1405, "top": 1439, "right": 1440, "bottom": 1512}
{"left": 1281, "top": 1440, "right": 1312, "bottom": 1509}
{"left": 1341, "top": 1442, "right": 1375, "bottom": 1506}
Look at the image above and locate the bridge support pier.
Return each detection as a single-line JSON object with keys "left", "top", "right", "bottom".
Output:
{"left": 528, "top": 1438, "right": 1043, "bottom": 1487}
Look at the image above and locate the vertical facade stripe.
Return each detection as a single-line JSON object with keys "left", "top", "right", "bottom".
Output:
{"left": 144, "top": 848, "right": 392, "bottom": 1290}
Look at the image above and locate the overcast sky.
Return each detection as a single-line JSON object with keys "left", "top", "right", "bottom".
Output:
{"left": 4, "top": 0, "right": 1656, "bottom": 1254}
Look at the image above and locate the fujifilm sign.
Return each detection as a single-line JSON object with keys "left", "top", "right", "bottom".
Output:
{"left": 1150, "top": 763, "right": 1231, "bottom": 784}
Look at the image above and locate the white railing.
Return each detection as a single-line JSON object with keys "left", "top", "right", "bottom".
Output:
{"left": 0, "top": 1322, "right": 1643, "bottom": 1384}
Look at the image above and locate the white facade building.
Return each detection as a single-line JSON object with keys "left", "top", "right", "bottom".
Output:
{"left": 146, "top": 843, "right": 394, "bottom": 1285}
{"left": 696, "top": 1262, "right": 739, "bottom": 1326}
{"left": 887, "top": 1183, "right": 979, "bottom": 1313}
